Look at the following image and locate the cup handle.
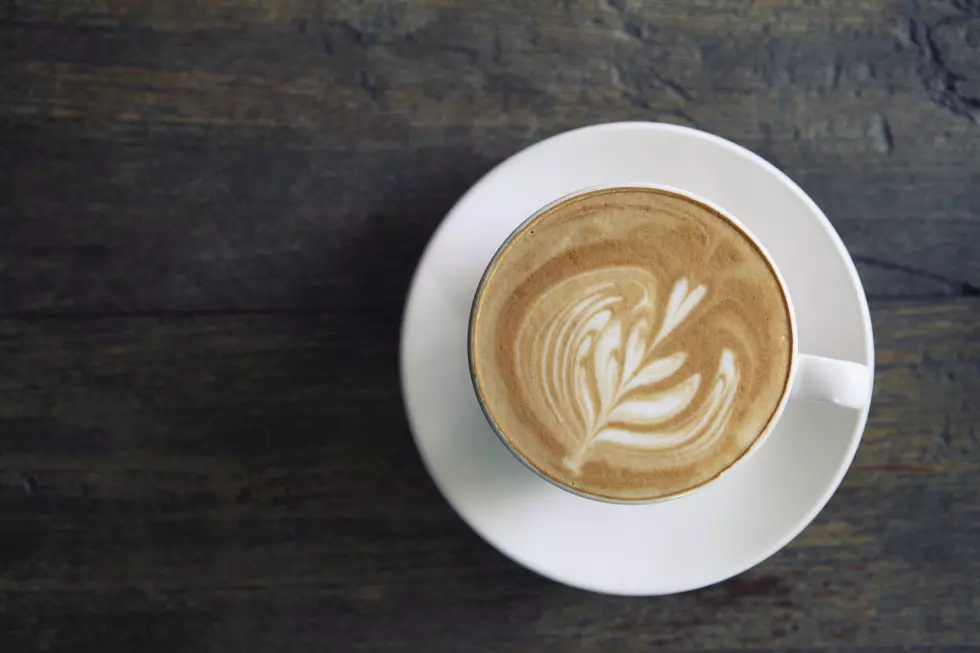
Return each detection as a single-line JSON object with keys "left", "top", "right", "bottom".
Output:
{"left": 790, "top": 354, "right": 873, "bottom": 409}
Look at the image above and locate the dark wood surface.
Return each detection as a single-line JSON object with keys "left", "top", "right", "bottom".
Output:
{"left": 1, "top": 0, "right": 979, "bottom": 650}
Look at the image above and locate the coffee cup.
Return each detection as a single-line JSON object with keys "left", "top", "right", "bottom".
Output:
{"left": 468, "top": 185, "right": 872, "bottom": 504}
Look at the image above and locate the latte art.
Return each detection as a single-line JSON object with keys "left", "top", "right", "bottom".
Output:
{"left": 471, "top": 188, "right": 792, "bottom": 501}
{"left": 516, "top": 270, "right": 739, "bottom": 474}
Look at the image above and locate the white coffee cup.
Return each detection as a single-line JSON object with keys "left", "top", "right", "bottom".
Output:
{"left": 468, "top": 183, "right": 874, "bottom": 504}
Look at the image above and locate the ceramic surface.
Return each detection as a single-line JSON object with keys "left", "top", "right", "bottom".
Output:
{"left": 400, "top": 123, "right": 874, "bottom": 595}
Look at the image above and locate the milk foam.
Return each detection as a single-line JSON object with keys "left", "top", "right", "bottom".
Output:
{"left": 471, "top": 187, "right": 792, "bottom": 501}
{"left": 514, "top": 269, "right": 739, "bottom": 474}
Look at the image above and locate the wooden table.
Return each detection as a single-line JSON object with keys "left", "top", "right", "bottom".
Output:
{"left": 2, "top": 1, "right": 978, "bottom": 650}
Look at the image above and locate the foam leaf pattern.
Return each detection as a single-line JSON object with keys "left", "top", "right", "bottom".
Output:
{"left": 514, "top": 266, "right": 741, "bottom": 474}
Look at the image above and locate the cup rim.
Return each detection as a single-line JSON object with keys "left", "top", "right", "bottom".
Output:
{"left": 467, "top": 183, "right": 799, "bottom": 505}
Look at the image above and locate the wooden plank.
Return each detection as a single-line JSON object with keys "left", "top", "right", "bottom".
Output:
{"left": 2, "top": 0, "right": 980, "bottom": 314}
{"left": 0, "top": 298, "right": 977, "bottom": 650}
{"left": 1, "top": 0, "right": 978, "bottom": 649}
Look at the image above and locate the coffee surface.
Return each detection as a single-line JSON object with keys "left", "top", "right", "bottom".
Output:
{"left": 471, "top": 188, "right": 793, "bottom": 501}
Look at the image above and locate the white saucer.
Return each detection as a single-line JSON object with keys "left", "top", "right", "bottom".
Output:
{"left": 400, "top": 123, "right": 874, "bottom": 595}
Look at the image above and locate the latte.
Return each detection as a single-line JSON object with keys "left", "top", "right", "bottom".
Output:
{"left": 470, "top": 187, "right": 793, "bottom": 501}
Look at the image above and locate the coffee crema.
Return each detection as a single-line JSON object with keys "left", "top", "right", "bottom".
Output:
{"left": 470, "top": 188, "right": 793, "bottom": 501}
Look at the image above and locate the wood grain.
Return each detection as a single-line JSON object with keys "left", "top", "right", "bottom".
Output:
{"left": 3, "top": 0, "right": 980, "bottom": 314}
{"left": 1, "top": 0, "right": 979, "bottom": 650}
{"left": 0, "top": 299, "right": 977, "bottom": 651}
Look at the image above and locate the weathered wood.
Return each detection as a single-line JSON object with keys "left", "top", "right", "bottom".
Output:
{"left": 0, "top": 299, "right": 977, "bottom": 650}
{"left": 1, "top": 0, "right": 979, "bottom": 650}
{"left": 2, "top": 0, "right": 979, "bottom": 314}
